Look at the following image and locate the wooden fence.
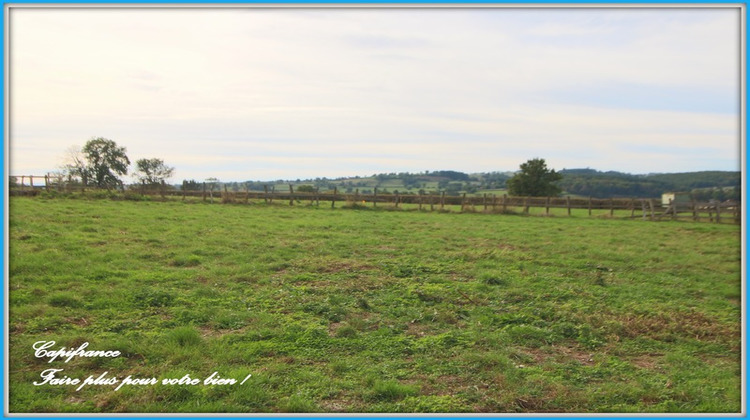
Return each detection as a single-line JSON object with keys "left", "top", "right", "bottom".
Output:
{"left": 9, "top": 176, "right": 741, "bottom": 224}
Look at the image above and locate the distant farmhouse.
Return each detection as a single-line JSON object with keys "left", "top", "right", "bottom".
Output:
{"left": 661, "top": 192, "right": 692, "bottom": 207}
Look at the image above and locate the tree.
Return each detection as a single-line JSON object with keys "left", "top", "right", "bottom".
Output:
{"left": 81, "top": 138, "right": 130, "bottom": 189}
{"left": 181, "top": 179, "right": 202, "bottom": 191}
{"left": 507, "top": 158, "right": 562, "bottom": 197}
{"left": 134, "top": 158, "right": 174, "bottom": 186}
{"left": 205, "top": 177, "right": 221, "bottom": 202}
{"left": 61, "top": 145, "right": 91, "bottom": 186}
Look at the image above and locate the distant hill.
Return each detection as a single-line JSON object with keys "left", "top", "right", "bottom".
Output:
{"left": 646, "top": 171, "right": 741, "bottom": 191}
{"left": 557, "top": 169, "right": 740, "bottom": 200}
{"left": 183, "top": 168, "right": 740, "bottom": 200}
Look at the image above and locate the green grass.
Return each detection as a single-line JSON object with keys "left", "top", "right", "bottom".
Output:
{"left": 8, "top": 197, "right": 741, "bottom": 413}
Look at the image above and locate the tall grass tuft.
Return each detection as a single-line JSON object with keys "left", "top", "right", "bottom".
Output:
{"left": 166, "top": 326, "right": 202, "bottom": 347}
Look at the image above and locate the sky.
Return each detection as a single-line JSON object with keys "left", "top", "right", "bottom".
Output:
{"left": 9, "top": 6, "right": 742, "bottom": 182}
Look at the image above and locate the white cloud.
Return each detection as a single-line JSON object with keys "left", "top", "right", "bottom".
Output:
{"left": 9, "top": 7, "right": 741, "bottom": 180}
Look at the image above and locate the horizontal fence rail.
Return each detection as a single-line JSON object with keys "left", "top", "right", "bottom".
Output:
{"left": 8, "top": 175, "right": 741, "bottom": 224}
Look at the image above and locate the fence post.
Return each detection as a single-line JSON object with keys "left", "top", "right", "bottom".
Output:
{"left": 630, "top": 198, "right": 635, "bottom": 218}
{"left": 245, "top": 184, "right": 249, "bottom": 204}
{"left": 270, "top": 186, "right": 275, "bottom": 204}
{"left": 545, "top": 196, "right": 550, "bottom": 216}
{"left": 440, "top": 191, "right": 445, "bottom": 210}
{"left": 736, "top": 203, "right": 741, "bottom": 224}
{"left": 289, "top": 184, "right": 294, "bottom": 206}
{"left": 649, "top": 199, "right": 655, "bottom": 221}
{"left": 566, "top": 196, "right": 571, "bottom": 216}
{"left": 692, "top": 200, "right": 697, "bottom": 221}
{"left": 610, "top": 198, "right": 614, "bottom": 217}
{"left": 670, "top": 198, "right": 676, "bottom": 221}
{"left": 430, "top": 194, "right": 434, "bottom": 211}
{"left": 263, "top": 185, "right": 269, "bottom": 204}
{"left": 373, "top": 187, "right": 378, "bottom": 208}
{"left": 641, "top": 199, "right": 647, "bottom": 221}
{"left": 182, "top": 180, "right": 187, "bottom": 201}
{"left": 502, "top": 194, "right": 507, "bottom": 213}
{"left": 524, "top": 197, "right": 529, "bottom": 214}
{"left": 716, "top": 202, "right": 721, "bottom": 223}
{"left": 483, "top": 193, "right": 488, "bottom": 212}
{"left": 588, "top": 197, "right": 592, "bottom": 216}
{"left": 44, "top": 175, "right": 49, "bottom": 192}
{"left": 20, "top": 176, "right": 25, "bottom": 192}
{"left": 418, "top": 191, "right": 423, "bottom": 211}
{"left": 395, "top": 192, "right": 400, "bottom": 208}
{"left": 461, "top": 193, "right": 467, "bottom": 212}
{"left": 202, "top": 182, "right": 207, "bottom": 201}
{"left": 316, "top": 187, "right": 320, "bottom": 207}
{"left": 332, "top": 187, "right": 337, "bottom": 208}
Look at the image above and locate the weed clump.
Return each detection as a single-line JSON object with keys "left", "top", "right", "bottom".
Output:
{"left": 283, "top": 394, "right": 319, "bottom": 413}
{"left": 166, "top": 326, "right": 202, "bottom": 347}
{"left": 47, "top": 292, "right": 83, "bottom": 308}
{"left": 369, "top": 380, "right": 419, "bottom": 402}
{"left": 132, "top": 288, "right": 175, "bottom": 308}
{"left": 342, "top": 201, "right": 371, "bottom": 210}
{"left": 356, "top": 298, "right": 371, "bottom": 310}
{"left": 399, "top": 395, "right": 469, "bottom": 413}
{"left": 170, "top": 255, "right": 202, "bottom": 267}
{"left": 503, "top": 325, "right": 552, "bottom": 347}
{"left": 335, "top": 324, "right": 358, "bottom": 338}
{"left": 478, "top": 272, "right": 507, "bottom": 286}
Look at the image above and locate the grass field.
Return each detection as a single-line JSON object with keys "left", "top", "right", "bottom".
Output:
{"left": 8, "top": 196, "right": 742, "bottom": 413}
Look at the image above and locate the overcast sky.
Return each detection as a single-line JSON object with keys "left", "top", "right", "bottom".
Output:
{"left": 9, "top": 6, "right": 741, "bottom": 182}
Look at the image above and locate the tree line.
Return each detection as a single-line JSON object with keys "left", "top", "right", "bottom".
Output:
{"left": 195, "top": 162, "right": 739, "bottom": 200}
{"left": 40, "top": 139, "right": 740, "bottom": 201}
{"left": 557, "top": 169, "right": 740, "bottom": 200}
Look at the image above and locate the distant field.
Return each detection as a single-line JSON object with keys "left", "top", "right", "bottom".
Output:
{"left": 8, "top": 197, "right": 741, "bottom": 413}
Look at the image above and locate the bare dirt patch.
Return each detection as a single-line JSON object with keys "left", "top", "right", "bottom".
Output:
{"left": 522, "top": 346, "right": 597, "bottom": 367}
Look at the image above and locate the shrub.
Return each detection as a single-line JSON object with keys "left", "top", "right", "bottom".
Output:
{"left": 296, "top": 185, "right": 315, "bottom": 193}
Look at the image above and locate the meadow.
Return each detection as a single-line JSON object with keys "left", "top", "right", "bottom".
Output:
{"left": 8, "top": 196, "right": 742, "bottom": 413}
